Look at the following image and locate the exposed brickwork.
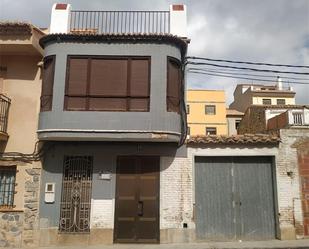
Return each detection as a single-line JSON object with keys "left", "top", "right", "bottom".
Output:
{"left": 160, "top": 157, "right": 194, "bottom": 229}
{"left": 295, "top": 138, "right": 309, "bottom": 236}
{"left": 277, "top": 129, "right": 309, "bottom": 238}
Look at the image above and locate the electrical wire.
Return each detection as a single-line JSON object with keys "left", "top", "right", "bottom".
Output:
{"left": 188, "top": 67, "right": 309, "bottom": 81}
{"left": 186, "top": 62, "right": 309, "bottom": 75}
{"left": 186, "top": 56, "right": 309, "bottom": 69}
{"left": 188, "top": 70, "right": 309, "bottom": 85}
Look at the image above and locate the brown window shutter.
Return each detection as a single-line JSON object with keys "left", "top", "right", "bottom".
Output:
{"left": 66, "top": 58, "right": 88, "bottom": 95}
{"left": 167, "top": 58, "right": 181, "bottom": 113}
{"left": 130, "top": 59, "right": 150, "bottom": 97}
{"left": 65, "top": 57, "right": 88, "bottom": 110}
{"left": 64, "top": 56, "right": 151, "bottom": 112}
{"left": 90, "top": 59, "right": 127, "bottom": 96}
{"left": 129, "top": 58, "right": 150, "bottom": 111}
{"left": 41, "top": 55, "right": 55, "bottom": 111}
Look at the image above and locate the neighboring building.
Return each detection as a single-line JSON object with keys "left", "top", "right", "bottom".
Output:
{"left": 229, "top": 81, "right": 295, "bottom": 112}
{"left": 226, "top": 108, "right": 244, "bottom": 135}
{"left": 0, "top": 22, "right": 44, "bottom": 247}
{"left": 186, "top": 90, "right": 227, "bottom": 136}
{"left": 238, "top": 104, "right": 309, "bottom": 238}
{"left": 238, "top": 105, "right": 309, "bottom": 135}
{"left": 37, "top": 4, "right": 189, "bottom": 246}
{"left": 186, "top": 134, "right": 282, "bottom": 240}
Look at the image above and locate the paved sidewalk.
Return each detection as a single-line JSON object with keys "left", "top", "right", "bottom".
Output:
{"left": 31, "top": 239, "right": 309, "bottom": 249}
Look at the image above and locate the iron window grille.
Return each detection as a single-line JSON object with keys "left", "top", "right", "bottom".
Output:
{"left": 0, "top": 166, "right": 16, "bottom": 209}
{"left": 59, "top": 156, "right": 93, "bottom": 233}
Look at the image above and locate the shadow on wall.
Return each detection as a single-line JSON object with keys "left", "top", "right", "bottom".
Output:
{"left": 0, "top": 55, "right": 41, "bottom": 81}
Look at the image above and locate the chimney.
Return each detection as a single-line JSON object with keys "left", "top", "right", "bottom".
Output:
{"left": 169, "top": 4, "right": 187, "bottom": 38}
{"left": 49, "top": 3, "right": 72, "bottom": 34}
{"left": 277, "top": 76, "right": 283, "bottom": 90}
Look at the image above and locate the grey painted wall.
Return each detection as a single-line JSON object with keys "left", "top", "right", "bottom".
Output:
{"left": 39, "top": 142, "right": 186, "bottom": 227}
{"left": 38, "top": 42, "right": 183, "bottom": 141}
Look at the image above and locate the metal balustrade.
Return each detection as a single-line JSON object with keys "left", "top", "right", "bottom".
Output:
{"left": 292, "top": 112, "right": 303, "bottom": 125}
{"left": 69, "top": 10, "right": 170, "bottom": 34}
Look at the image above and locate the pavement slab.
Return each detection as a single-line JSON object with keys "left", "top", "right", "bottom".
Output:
{"left": 29, "top": 239, "right": 309, "bottom": 249}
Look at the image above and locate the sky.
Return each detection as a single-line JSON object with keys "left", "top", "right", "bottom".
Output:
{"left": 1, "top": 0, "right": 308, "bottom": 105}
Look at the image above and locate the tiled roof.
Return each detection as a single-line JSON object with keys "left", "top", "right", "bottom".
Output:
{"left": 39, "top": 33, "right": 189, "bottom": 53}
{"left": 0, "top": 21, "right": 45, "bottom": 36}
{"left": 250, "top": 104, "right": 309, "bottom": 109}
{"left": 187, "top": 134, "right": 280, "bottom": 145}
{"left": 226, "top": 108, "right": 244, "bottom": 116}
{"left": 0, "top": 22, "right": 32, "bottom": 35}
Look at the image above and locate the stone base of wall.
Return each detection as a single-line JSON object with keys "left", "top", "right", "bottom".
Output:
{"left": 38, "top": 228, "right": 197, "bottom": 246}
{"left": 39, "top": 228, "right": 113, "bottom": 246}
{"left": 279, "top": 225, "right": 296, "bottom": 240}
{"left": 160, "top": 228, "right": 195, "bottom": 243}
{"left": 0, "top": 212, "right": 24, "bottom": 247}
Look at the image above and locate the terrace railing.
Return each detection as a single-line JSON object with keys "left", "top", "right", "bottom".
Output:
{"left": 69, "top": 11, "right": 170, "bottom": 35}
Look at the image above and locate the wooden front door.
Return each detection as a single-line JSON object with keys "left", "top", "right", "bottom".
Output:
{"left": 114, "top": 156, "right": 160, "bottom": 243}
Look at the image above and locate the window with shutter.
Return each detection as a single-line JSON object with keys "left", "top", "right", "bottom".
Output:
{"left": 64, "top": 56, "right": 150, "bottom": 112}
{"left": 65, "top": 58, "right": 88, "bottom": 110}
{"left": 41, "top": 56, "right": 55, "bottom": 111}
{"left": 167, "top": 58, "right": 182, "bottom": 113}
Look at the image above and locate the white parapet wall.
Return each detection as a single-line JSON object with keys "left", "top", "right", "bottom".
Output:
{"left": 169, "top": 4, "right": 187, "bottom": 38}
{"left": 50, "top": 3, "right": 72, "bottom": 34}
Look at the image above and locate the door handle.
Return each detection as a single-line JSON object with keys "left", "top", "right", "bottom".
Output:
{"left": 138, "top": 201, "right": 144, "bottom": 216}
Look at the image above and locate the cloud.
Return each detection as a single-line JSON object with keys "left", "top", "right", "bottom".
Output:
{"left": 1, "top": 0, "right": 308, "bottom": 104}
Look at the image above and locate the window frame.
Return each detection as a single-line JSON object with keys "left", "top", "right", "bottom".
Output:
{"left": 0, "top": 166, "right": 16, "bottom": 209}
{"left": 205, "top": 105, "right": 216, "bottom": 115}
{"left": 276, "top": 99, "right": 286, "bottom": 105}
{"left": 262, "top": 98, "right": 272, "bottom": 105}
{"left": 64, "top": 55, "right": 151, "bottom": 112}
{"left": 206, "top": 127, "right": 217, "bottom": 135}
{"left": 166, "top": 57, "right": 182, "bottom": 113}
{"left": 40, "top": 55, "right": 56, "bottom": 112}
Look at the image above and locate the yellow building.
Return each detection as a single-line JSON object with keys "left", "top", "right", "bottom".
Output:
{"left": 186, "top": 89, "right": 227, "bottom": 135}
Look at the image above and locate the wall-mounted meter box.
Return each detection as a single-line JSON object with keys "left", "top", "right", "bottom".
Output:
{"left": 45, "top": 183, "right": 55, "bottom": 203}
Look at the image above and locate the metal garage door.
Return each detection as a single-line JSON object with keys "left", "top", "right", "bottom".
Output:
{"left": 195, "top": 156, "right": 276, "bottom": 241}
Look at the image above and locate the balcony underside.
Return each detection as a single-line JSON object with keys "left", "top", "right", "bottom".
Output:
{"left": 37, "top": 130, "right": 180, "bottom": 142}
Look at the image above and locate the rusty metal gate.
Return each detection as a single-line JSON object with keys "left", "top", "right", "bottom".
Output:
{"left": 59, "top": 156, "right": 93, "bottom": 233}
{"left": 195, "top": 156, "right": 276, "bottom": 241}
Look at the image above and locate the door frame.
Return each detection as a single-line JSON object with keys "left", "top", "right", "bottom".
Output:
{"left": 193, "top": 155, "right": 279, "bottom": 240}
{"left": 113, "top": 155, "right": 160, "bottom": 243}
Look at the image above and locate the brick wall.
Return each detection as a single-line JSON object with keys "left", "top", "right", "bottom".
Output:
{"left": 277, "top": 128, "right": 309, "bottom": 238}
{"left": 160, "top": 157, "right": 194, "bottom": 229}
{"left": 295, "top": 138, "right": 309, "bottom": 236}
{"left": 267, "top": 111, "right": 288, "bottom": 131}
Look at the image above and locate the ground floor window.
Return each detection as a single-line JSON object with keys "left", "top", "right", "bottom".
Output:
{"left": 0, "top": 166, "right": 16, "bottom": 209}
